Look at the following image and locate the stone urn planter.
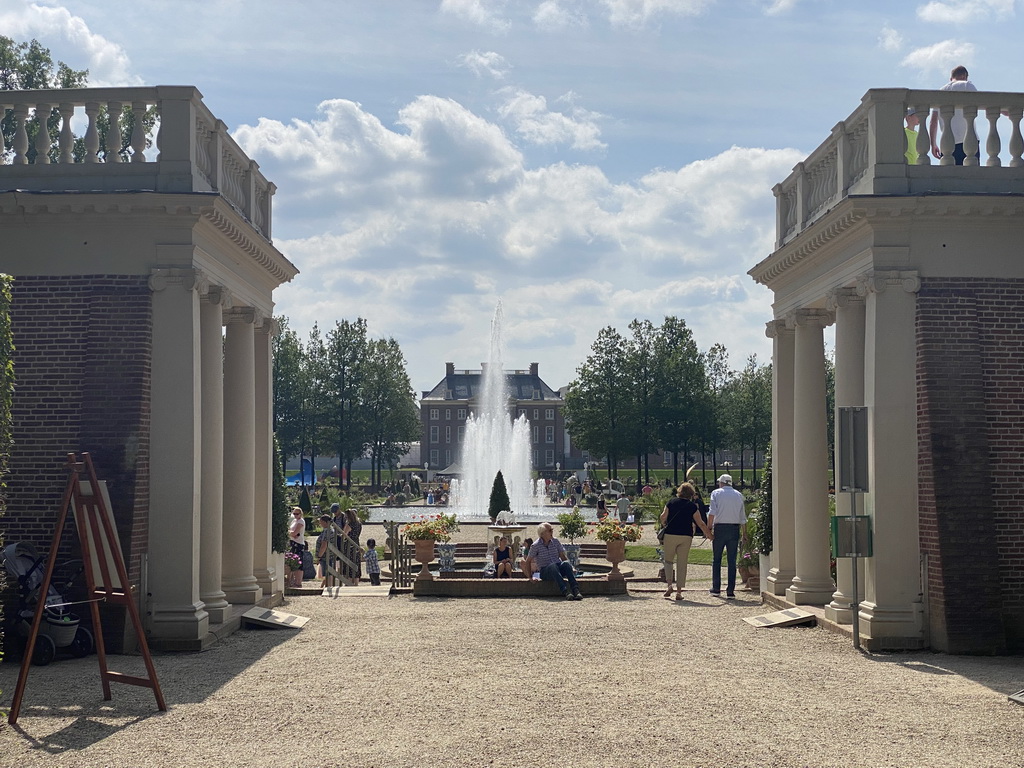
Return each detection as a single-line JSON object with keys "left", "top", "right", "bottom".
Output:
{"left": 605, "top": 539, "right": 626, "bottom": 580}
{"left": 435, "top": 542, "right": 457, "bottom": 573}
{"left": 413, "top": 539, "right": 435, "bottom": 581}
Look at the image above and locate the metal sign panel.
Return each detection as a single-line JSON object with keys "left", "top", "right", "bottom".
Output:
{"left": 838, "top": 406, "right": 869, "bottom": 492}
{"left": 831, "top": 515, "right": 873, "bottom": 557}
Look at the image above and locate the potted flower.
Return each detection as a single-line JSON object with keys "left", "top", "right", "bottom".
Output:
{"left": 284, "top": 551, "right": 303, "bottom": 588}
{"left": 591, "top": 518, "right": 643, "bottom": 580}
{"left": 557, "top": 507, "right": 588, "bottom": 570}
{"left": 402, "top": 514, "right": 455, "bottom": 580}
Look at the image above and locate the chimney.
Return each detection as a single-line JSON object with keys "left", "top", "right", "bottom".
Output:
{"left": 446, "top": 362, "right": 455, "bottom": 376}
{"left": 530, "top": 362, "right": 539, "bottom": 376}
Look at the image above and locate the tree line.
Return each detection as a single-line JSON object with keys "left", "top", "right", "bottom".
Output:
{"left": 563, "top": 317, "right": 775, "bottom": 488}
{"left": 272, "top": 317, "right": 420, "bottom": 488}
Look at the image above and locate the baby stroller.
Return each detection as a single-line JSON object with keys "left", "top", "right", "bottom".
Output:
{"left": 2, "top": 541, "right": 96, "bottom": 665}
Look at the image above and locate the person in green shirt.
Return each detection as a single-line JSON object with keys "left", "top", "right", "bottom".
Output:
{"left": 905, "top": 107, "right": 920, "bottom": 165}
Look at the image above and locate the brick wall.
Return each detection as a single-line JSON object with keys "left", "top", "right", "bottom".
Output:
{"left": 917, "top": 278, "right": 1024, "bottom": 653}
{"left": 5, "top": 275, "right": 151, "bottom": 652}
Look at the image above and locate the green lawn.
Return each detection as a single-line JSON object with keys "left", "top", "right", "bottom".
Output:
{"left": 626, "top": 544, "right": 713, "bottom": 565}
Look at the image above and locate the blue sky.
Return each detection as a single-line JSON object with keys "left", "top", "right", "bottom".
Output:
{"left": 4, "top": 0, "right": 1023, "bottom": 394}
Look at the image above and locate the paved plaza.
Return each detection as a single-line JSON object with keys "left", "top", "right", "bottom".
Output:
{"left": 0, "top": 563, "right": 1021, "bottom": 768}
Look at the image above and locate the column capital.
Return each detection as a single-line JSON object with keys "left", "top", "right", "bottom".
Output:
{"left": 201, "top": 284, "right": 232, "bottom": 309}
{"left": 825, "top": 287, "right": 865, "bottom": 312}
{"left": 223, "top": 306, "right": 257, "bottom": 326}
{"left": 855, "top": 270, "right": 920, "bottom": 296}
{"left": 256, "top": 316, "right": 280, "bottom": 336}
{"left": 786, "top": 308, "right": 834, "bottom": 330}
{"left": 149, "top": 267, "right": 208, "bottom": 294}
{"left": 765, "top": 319, "right": 795, "bottom": 339}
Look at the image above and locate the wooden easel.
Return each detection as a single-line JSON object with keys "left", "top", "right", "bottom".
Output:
{"left": 8, "top": 452, "right": 166, "bottom": 724}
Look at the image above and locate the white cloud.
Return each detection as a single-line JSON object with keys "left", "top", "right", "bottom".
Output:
{"left": 532, "top": 0, "right": 589, "bottom": 31}
{"left": 0, "top": 3, "right": 140, "bottom": 86}
{"left": 457, "top": 50, "right": 510, "bottom": 79}
{"left": 763, "top": 0, "right": 802, "bottom": 15}
{"left": 598, "top": 0, "right": 712, "bottom": 28}
{"left": 878, "top": 25, "right": 903, "bottom": 52}
{"left": 234, "top": 95, "right": 796, "bottom": 387}
{"left": 900, "top": 39, "right": 975, "bottom": 74}
{"left": 440, "top": 0, "right": 511, "bottom": 32}
{"left": 496, "top": 87, "right": 606, "bottom": 150}
{"left": 916, "top": 0, "right": 1015, "bottom": 24}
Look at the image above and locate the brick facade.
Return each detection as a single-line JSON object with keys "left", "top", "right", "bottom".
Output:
{"left": 917, "top": 277, "right": 1024, "bottom": 653}
{"left": 5, "top": 275, "right": 151, "bottom": 651}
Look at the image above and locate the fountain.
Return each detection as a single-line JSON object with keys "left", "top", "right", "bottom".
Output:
{"left": 449, "top": 302, "right": 542, "bottom": 521}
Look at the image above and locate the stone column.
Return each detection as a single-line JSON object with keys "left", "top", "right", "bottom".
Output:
{"left": 147, "top": 266, "right": 208, "bottom": 640}
{"left": 786, "top": 308, "right": 836, "bottom": 605}
{"left": 198, "top": 285, "right": 230, "bottom": 623}
{"left": 252, "top": 316, "right": 277, "bottom": 596}
{"left": 824, "top": 288, "right": 866, "bottom": 624}
{"left": 765, "top": 320, "right": 796, "bottom": 595}
{"left": 221, "top": 306, "right": 263, "bottom": 604}
{"left": 859, "top": 271, "right": 924, "bottom": 640}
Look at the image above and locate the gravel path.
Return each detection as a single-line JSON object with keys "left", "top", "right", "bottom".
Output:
{"left": 1, "top": 568, "right": 1021, "bottom": 768}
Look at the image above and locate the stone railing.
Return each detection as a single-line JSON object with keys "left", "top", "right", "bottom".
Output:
{"left": 0, "top": 85, "right": 274, "bottom": 240}
{"left": 775, "top": 88, "right": 1024, "bottom": 247}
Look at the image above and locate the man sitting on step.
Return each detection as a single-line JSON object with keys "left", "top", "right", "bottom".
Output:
{"left": 523, "top": 522, "right": 582, "bottom": 601}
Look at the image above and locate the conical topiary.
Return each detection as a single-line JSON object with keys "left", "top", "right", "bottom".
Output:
{"left": 487, "top": 470, "right": 511, "bottom": 522}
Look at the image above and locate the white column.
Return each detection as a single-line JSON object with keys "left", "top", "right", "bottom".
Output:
{"left": 252, "top": 316, "right": 277, "bottom": 596}
{"left": 147, "top": 267, "right": 208, "bottom": 640}
{"left": 765, "top": 320, "right": 796, "bottom": 595}
{"left": 198, "top": 286, "right": 230, "bottom": 623}
{"left": 859, "top": 271, "right": 924, "bottom": 640}
{"left": 824, "top": 288, "right": 866, "bottom": 624}
{"left": 221, "top": 307, "right": 263, "bottom": 604}
{"left": 786, "top": 308, "right": 836, "bottom": 605}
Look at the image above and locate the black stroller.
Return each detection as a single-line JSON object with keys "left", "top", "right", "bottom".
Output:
{"left": 2, "top": 541, "right": 95, "bottom": 665}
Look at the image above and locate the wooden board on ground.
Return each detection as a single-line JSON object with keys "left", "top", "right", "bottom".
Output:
{"left": 1009, "top": 689, "right": 1024, "bottom": 706}
{"left": 743, "top": 608, "right": 816, "bottom": 628}
{"left": 241, "top": 607, "right": 310, "bottom": 630}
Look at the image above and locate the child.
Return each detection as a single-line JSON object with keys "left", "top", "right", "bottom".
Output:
{"left": 493, "top": 536, "right": 513, "bottom": 578}
{"left": 364, "top": 538, "right": 381, "bottom": 586}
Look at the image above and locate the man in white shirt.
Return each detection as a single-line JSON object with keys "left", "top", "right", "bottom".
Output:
{"left": 929, "top": 65, "right": 978, "bottom": 165}
{"left": 708, "top": 474, "right": 746, "bottom": 598}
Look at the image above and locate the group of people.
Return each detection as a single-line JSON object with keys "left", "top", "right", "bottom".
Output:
{"left": 288, "top": 503, "right": 383, "bottom": 587}
{"left": 660, "top": 473, "right": 747, "bottom": 600}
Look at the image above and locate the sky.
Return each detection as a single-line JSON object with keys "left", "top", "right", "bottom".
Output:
{"left": 3, "top": 0, "right": 1024, "bottom": 395}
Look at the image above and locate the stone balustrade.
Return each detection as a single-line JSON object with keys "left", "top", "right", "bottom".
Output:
{"left": 775, "top": 88, "right": 1024, "bottom": 247}
{"left": 0, "top": 85, "right": 274, "bottom": 240}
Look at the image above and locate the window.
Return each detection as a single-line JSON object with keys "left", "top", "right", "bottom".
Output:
{"left": 545, "top": 408, "right": 554, "bottom": 420}
{"left": 518, "top": 408, "right": 526, "bottom": 418}
{"left": 445, "top": 450, "right": 451, "bottom": 466}
{"left": 457, "top": 426, "right": 465, "bottom": 443}
{"left": 445, "top": 426, "right": 451, "bottom": 443}
{"left": 430, "top": 408, "right": 439, "bottom": 420}
{"left": 430, "top": 426, "right": 438, "bottom": 444}
{"left": 533, "top": 408, "right": 539, "bottom": 420}
{"left": 532, "top": 450, "right": 539, "bottom": 467}
{"left": 663, "top": 451, "right": 672, "bottom": 466}
{"left": 545, "top": 426, "right": 554, "bottom": 444}
{"left": 532, "top": 426, "right": 538, "bottom": 443}
{"left": 458, "top": 408, "right": 466, "bottom": 419}
{"left": 545, "top": 449, "right": 554, "bottom": 466}
{"left": 430, "top": 449, "right": 439, "bottom": 465}
{"left": 445, "top": 409, "right": 451, "bottom": 420}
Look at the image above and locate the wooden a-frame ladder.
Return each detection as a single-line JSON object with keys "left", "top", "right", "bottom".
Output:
{"left": 8, "top": 452, "right": 166, "bottom": 724}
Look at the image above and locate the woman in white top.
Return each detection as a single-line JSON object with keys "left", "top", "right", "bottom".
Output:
{"left": 288, "top": 507, "right": 306, "bottom": 555}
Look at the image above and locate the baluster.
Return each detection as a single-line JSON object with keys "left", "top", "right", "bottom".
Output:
{"left": 984, "top": 106, "right": 1001, "bottom": 167}
{"left": 58, "top": 102, "right": 75, "bottom": 163}
{"left": 131, "top": 100, "right": 148, "bottom": 162}
{"left": 107, "top": 101, "right": 122, "bottom": 162}
{"left": 84, "top": 101, "right": 100, "bottom": 163}
{"left": 33, "top": 103, "right": 52, "bottom": 163}
{"left": 1007, "top": 107, "right": 1024, "bottom": 168}
{"left": 962, "top": 105, "right": 979, "bottom": 166}
{"left": 914, "top": 104, "right": 931, "bottom": 165}
{"left": 938, "top": 105, "right": 956, "bottom": 166}
{"left": 12, "top": 103, "right": 29, "bottom": 164}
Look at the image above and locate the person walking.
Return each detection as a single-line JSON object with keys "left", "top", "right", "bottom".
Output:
{"left": 660, "top": 482, "right": 714, "bottom": 601}
{"left": 708, "top": 474, "right": 746, "bottom": 599}
{"left": 929, "top": 65, "right": 978, "bottom": 165}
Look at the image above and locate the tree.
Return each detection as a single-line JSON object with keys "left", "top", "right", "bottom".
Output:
{"left": 361, "top": 338, "right": 419, "bottom": 487}
{"left": 702, "top": 343, "right": 733, "bottom": 480}
{"left": 324, "top": 319, "right": 369, "bottom": 490}
{"left": 564, "top": 327, "right": 632, "bottom": 479}
{"left": 622, "top": 319, "right": 659, "bottom": 487}
{"left": 652, "top": 316, "right": 706, "bottom": 485}
{"left": 272, "top": 318, "right": 305, "bottom": 472}
{"left": 487, "top": 470, "right": 511, "bottom": 521}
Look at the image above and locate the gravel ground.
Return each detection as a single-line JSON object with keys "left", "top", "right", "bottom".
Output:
{"left": 1, "top": 532, "right": 1022, "bottom": 767}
